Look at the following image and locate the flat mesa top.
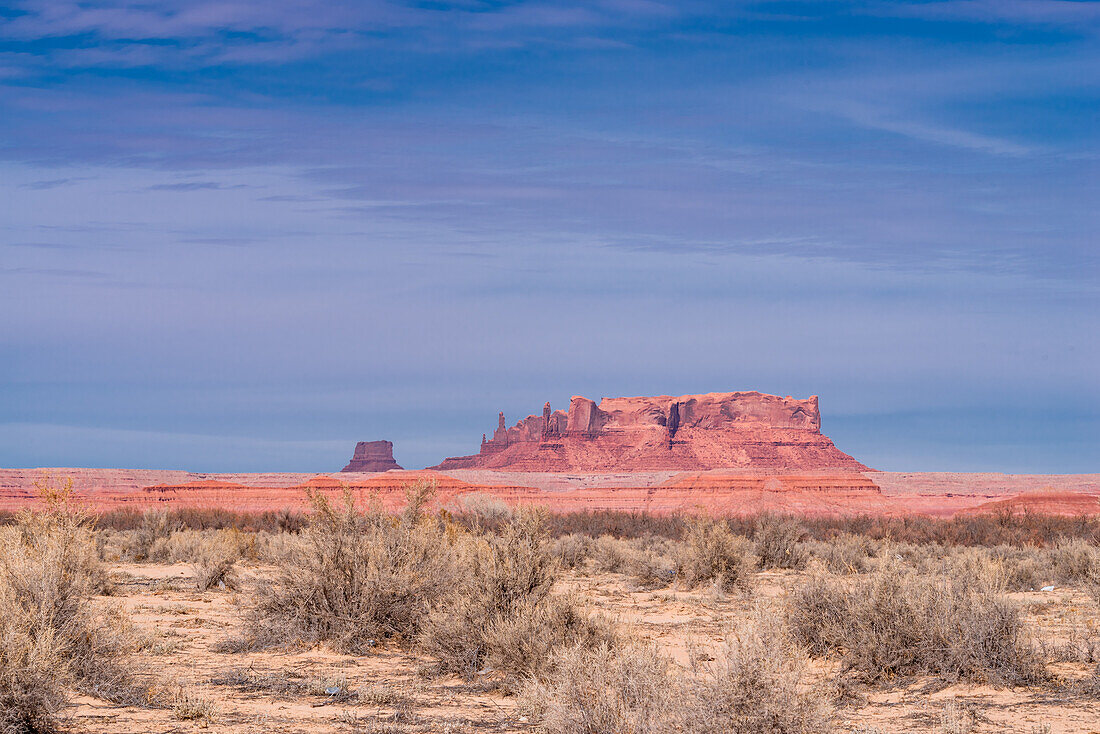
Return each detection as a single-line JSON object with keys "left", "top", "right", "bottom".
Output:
{"left": 593, "top": 391, "right": 813, "bottom": 404}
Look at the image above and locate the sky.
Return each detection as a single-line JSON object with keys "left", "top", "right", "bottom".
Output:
{"left": 1, "top": 0, "right": 1097, "bottom": 473}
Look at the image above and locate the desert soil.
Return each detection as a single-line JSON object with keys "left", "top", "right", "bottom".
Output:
{"left": 71, "top": 562, "right": 1100, "bottom": 733}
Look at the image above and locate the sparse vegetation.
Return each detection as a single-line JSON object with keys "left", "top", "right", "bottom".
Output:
{"left": 233, "top": 481, "right": 458, "bottom": 653}
{"left": 676, "top": 516, "right": 755, "bottom": 591}
{"left": 522, "top": 610, "right": 830, "bottom": 734}
{"left": 680, "top": 610, "right": 832, "bottom": 734}
{"left": 190, "top": 534, "right": 240, "bottom": 591}
{"left": 520, "top": 642, "right": 676, "bottom": 733}
{"left": 0, "top": 478, "right": 141, "bottom": 733}
{"left": 6, "top": 492, "right": 1100, "bottom": 731}
{"left": 591, "top": 535, "right": 676, "bottom": 588}
{"left": 419, "top": 509, "right": 615, "bottom": 688}
{"left": 754, "top": 514, "right": 808, "bottom": 570}
{"left": 787, "top": 562, "right": 1044, "bottom": 685}
{"left": 170, "top": 686, "right": 217, "bottom": 723}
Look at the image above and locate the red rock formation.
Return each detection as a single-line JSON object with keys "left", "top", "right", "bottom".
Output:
{"left": 101, "top": 471, "right": 884, "bottom": 516}
{"left": 431, "top": 391, "right": 868, "bottom": 472}
{"left": 965, "top": 489, "right": 1100, "bottom": 516}
{"left": 341, "top": 440, "right": 402, "bottom": 472}
{"left": 1, "top": 467, "right": 1097, "bottom": 517}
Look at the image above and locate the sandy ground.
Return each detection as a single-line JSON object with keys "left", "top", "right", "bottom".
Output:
{"left": 68, "top": 562, "right": 1100, "bottom": 733}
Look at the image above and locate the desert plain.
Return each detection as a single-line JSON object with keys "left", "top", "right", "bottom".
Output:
{"left": 3, "top": 391, "right": 1099, "bottom": 733}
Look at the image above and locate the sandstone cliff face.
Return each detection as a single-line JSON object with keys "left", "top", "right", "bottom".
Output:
{"left": 431, "top": 391, "right": 867, "bottom": 472}
{"left": 341, "top": 440, "right": 402, "bottom": 472}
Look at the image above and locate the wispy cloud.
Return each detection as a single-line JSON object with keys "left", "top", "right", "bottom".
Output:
{"left": 19, "top": 177, "right": 91, "bottom": 189}
{"left": 147, "top": 181, "right": 243, "bottom": 191}
{"left": 1, "top": 266, "right": 111, "bottom": 279}
{"left": 824, "top": 101, "right": 1037, "bottom": 157}
{"left": 878, "top": 0, "right": 1100, "bottom": 29}
{"left": 6, "top": 241, "right": 83, "bottom": 250}
{"left": 1, "top": 0, "right": 1096, "bottom": 471}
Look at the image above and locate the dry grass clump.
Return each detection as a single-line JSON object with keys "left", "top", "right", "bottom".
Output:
{"left": 803, "top": 533, "right": 879, "bottom": 574}
{"left": 592, "top": 535, "right": 677, "bottom": 588}
{"left": 787, "top": 562, "right": 1043, "bottom": 685}
{"left": 997, "top": 538, "right": 1100, "bottom": 592}
{"left": 522, "top": 611, "right": 830, "bottom": 734}
{"left": 520, "top": 642, "right": 675, "bottom": 733}
{"left": 120, "top": 509, "right": 181, "bottom": 561}
{"left": 170, "top": 686, "right": 217, "bottom": 724}
{"left": 550, "top": 533, "right": 595, "bottom": 569}
{"left": 450, "top": 492, "right": 514, "bottom": 529}
{"left": 894, "top": 541, "right": 1100, "bottom": 593}
{"left": 236, "top": 481, "right": 458, "bottom": 653}
{"left": 754, "top": 514, "right": 808, "bottom": 570}
{"left": 681, "top": 611, "right": 831, "bottom": 734}
{"left": 676, "top": 516, "right": 755, "bottom": 591}
{"left": 103, "top": 520, "right": 280, "bottom": 570}
{"left": 1048, "top": 538, "right": 1100, "bottom": 585}
{"left": 190, "top": 535, "right": 240, "bottom": 591}
{"left": 0, "top": 478, "right": 141, "bottom": 733}
{"left": 993, "top": 548, "right": 1051, "bottom": 591}
{"left": 1086, "top": 576, "right": 1100, "bottom": 607}
{"left": 419, "top": 509, "right": 615, "bottom": 688}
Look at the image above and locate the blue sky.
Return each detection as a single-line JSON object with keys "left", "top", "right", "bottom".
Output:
{"left": 1, "top": 0, "right": 1097, "bottom": 472}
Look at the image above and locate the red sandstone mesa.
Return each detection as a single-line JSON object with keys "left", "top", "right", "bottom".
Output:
{"left": 341, "top": 440, "right": 402, "bottom": 472}
{"left": 431, "top": 391, "right": 868, "bottom": 472}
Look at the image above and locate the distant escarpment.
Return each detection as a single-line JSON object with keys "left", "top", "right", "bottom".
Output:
{"left": 341, "top": 440, "right": 402, "bottom": 472}
{"left": 430, "top": 391, "right": 868, "bottom": 472}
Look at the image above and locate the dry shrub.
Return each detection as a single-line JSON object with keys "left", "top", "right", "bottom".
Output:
{"left": 545, "top": 509, "right": 1100, "bottom": 548}
{"left": 1086, "top": 576, "right": 1100, "bottom": 607}
{"left": 237, "top": 482, "right": 458, "bottom": 653}
{"left": 251, "top": 529, "right": 304, "bottom": 564}
{"left": 0, "top": 622, "right": 67, "bottom": 734}
{"left": 754, "top": 514, "right": 808, "bottom": 570}
{"left": 1049, "top": 539, "right": 1100, "bottom": 584}
{"left": 452, "top": 492, "right": 514, "bottom": 527}
{"left": 121, "top": 509, "right": 180, "bottom": 561}
{"left": 998, "top": 551, "right": 1050, "bottom": 592}
{"left": 988, "top": 539, "right": 1100, "bottom": 592}
{"left": 419, "top": 509, "right": 613, "bottom": 687}
{"left": 676, "top": 516, "right": 755, "bottom": 591}
{"left": 543, "top": 510, "right": 686, "bottom": 541}
{"left": 804, "top": 533, "right": 878, "bottom": 574}
{"left": 550, "top": 533, "right": 594, "bottom": 569}
{"left": 522, "top": 611, "right": 830, "bottom": 734}
{"left": 787, "top": 563, "right": 1043, "bottom": 685}
{"left": 520, "top": 642, "right": 675, "bottom": 734}
{"left": 480, "top": 592, "right": 615, "bottom": 686}
{"left": 798, "top": 511, "right": 1100, "bottom": 548}
{"left": 901, "top": 542, "right": 1100, "bottom": 594}
{"left": 592, "top": 535, "right": 633, "bottom": 573}
{"left": 0, "top": 478, "right": 141, "bottom": 733}
{"left": 592, "top": 536, "right": 676, "bottom": 589}
{"left": 191, "top": 536, "right": 239, "bottom": 591}
{"left": 98, "top": 506, "right": 306, "bottom": 534}
{"left": 682, "top": 610, "right": 831, "bottom": 734}
{"left": 142, "top": 529, "right": 249, "bottom": 591}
